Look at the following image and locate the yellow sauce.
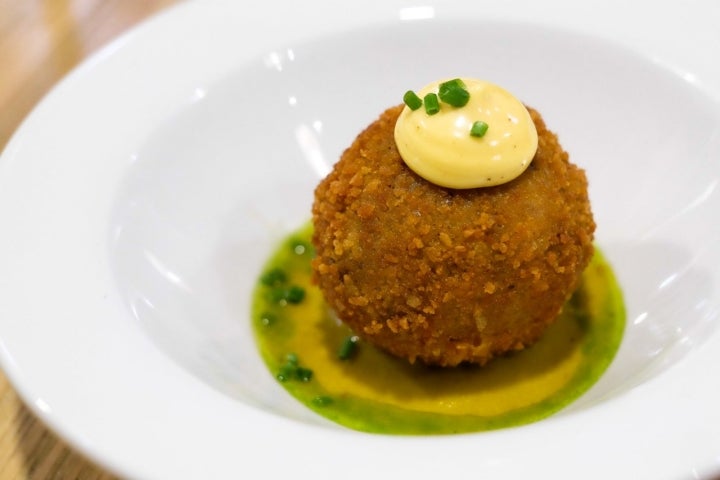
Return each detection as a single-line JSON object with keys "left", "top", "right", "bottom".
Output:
{"left": 251, "top": 223, "right": 625, "bottom": 434}
{"left": 394, "top": 78, "right": 538, "bottom": 188}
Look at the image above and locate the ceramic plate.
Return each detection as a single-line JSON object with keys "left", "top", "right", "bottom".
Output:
{"left": 1, "top": 0, "right": 719, "bottom": 478}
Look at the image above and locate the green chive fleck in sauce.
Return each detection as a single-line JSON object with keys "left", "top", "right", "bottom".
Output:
{"left": 251, "top": 222, "right": 625, "bottom": 435}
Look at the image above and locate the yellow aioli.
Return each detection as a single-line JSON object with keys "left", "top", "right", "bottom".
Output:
{"left": 394, "top": 78, "right": 538, "bottom": 189}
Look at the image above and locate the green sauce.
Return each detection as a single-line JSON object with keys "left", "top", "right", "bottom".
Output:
{"left": 251, "top": 222, "right": 625, "bottom": 435}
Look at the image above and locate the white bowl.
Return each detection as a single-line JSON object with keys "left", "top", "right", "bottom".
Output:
{"left": 1, "top": 0, "right": 719, "bottom": 478}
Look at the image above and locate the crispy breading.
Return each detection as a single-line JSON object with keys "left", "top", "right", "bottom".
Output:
{"left": 312, "top": 105, "right": 595, "bottom": 366}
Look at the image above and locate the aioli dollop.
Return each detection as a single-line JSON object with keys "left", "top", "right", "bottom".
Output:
{"left": 394, "top": 78, "right": 538, "bottom": 189}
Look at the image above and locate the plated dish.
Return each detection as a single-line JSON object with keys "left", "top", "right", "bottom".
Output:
{"left": 0, "top": 0, "right": 719, "bottom": 479}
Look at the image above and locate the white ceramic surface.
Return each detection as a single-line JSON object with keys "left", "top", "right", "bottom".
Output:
{"left": 1, "top": 0, "right": 719, "bottom": 479}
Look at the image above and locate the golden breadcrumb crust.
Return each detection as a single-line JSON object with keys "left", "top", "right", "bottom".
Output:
{"left": 312, "top": 105, "right": 595, "bottom": 366}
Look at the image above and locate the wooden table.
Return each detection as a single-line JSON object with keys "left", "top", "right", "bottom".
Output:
{"left": 0, "top": 1, "right": 181, "bottom": 477}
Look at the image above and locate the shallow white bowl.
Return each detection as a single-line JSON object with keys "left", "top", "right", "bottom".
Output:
{"left": 1, "top": 0, "right": 719, "bottom": 478}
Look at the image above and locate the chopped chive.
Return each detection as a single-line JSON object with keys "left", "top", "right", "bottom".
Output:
{"left": 338, "top": 335, "right": 359, "bottom": 360}
{"left": 470, "top": 120, "right": 489, "bottom": 137}
{"left": 286, "top": 286, "right": 305, "bottom": 304}
{"left": 424, "top": 93, "right": 440, "bottom": 115}
{"left": 260, "top": 268, "right": 287, "bottom": 287}
{"left": 439, "top": 78, "right": 470, "bottom": 107}
{"left": 403, "top": 90, "right": 423, "bottom": 110}
{"left": 276, "top": 352, "right": 313, "bottom": 382}
{"left": 444, "top": 78, "right": 466, "bottom": 89}
{"left": 295, "top": 367, "right": 313, "bottom": 382}
{"left": 276, "top": 363, "right": 295, "bottom": 382}
{"left": 268, "top": 285, "right": 306, "bottom": 305}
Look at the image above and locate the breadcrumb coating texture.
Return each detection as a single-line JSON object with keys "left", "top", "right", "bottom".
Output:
{"left": 312, "top": 105, "right": 595, "bottom": 366}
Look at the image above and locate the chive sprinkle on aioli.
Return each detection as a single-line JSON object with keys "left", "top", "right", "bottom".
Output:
{"left": 403, "top": 90, "right": 423, "bottom": 110}
{"left": 470, "top": 120, "right": 489, "bottom": 137}
{"left": 424, "top": 93, "right": 440, "bottom": 115}
{"left": 438, "top": 78, "right": 470, "bottom": 107}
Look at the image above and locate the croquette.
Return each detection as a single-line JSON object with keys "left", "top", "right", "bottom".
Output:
{"left": 311, "top": 104, "right": 595, "bottom": 367}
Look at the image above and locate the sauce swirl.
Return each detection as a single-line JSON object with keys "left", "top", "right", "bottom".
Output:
{"left": 251, "top": 224, "right": 625, "bottom": 434}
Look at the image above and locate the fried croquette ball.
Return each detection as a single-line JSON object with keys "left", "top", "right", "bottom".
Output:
{"left": 311, "top": 104, "right": 595, "bottom": 367}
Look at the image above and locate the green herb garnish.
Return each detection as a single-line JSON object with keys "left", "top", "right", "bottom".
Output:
{"left": 285, "top": 286, "right": 305, "bottom": 303}
{"left": 438, "top": 78, "right": 470, "bottom": 107}
{"left": 338, "top": 335, "right": 359, "bottom": 360}
{"left": 403, "top": 90, "right": 423, "bottom": 110}
{"left": 470, "top": 120, "right": 489, "bottom": 137}
{"left": 276, "top": 353, "right": 313, "bottom": 382}
{"left": 268, "top": 285, "right": 306, "bottom": 305}
{"left": 424, "top": 93, "right": 440, "bottom": 115}
{"left": 260, "top": 268, "right": 287, "bottom": 287}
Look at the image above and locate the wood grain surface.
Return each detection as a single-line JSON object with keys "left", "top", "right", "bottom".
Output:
{"left": 0, "top": 1, "right": 181, "bottom": 478}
